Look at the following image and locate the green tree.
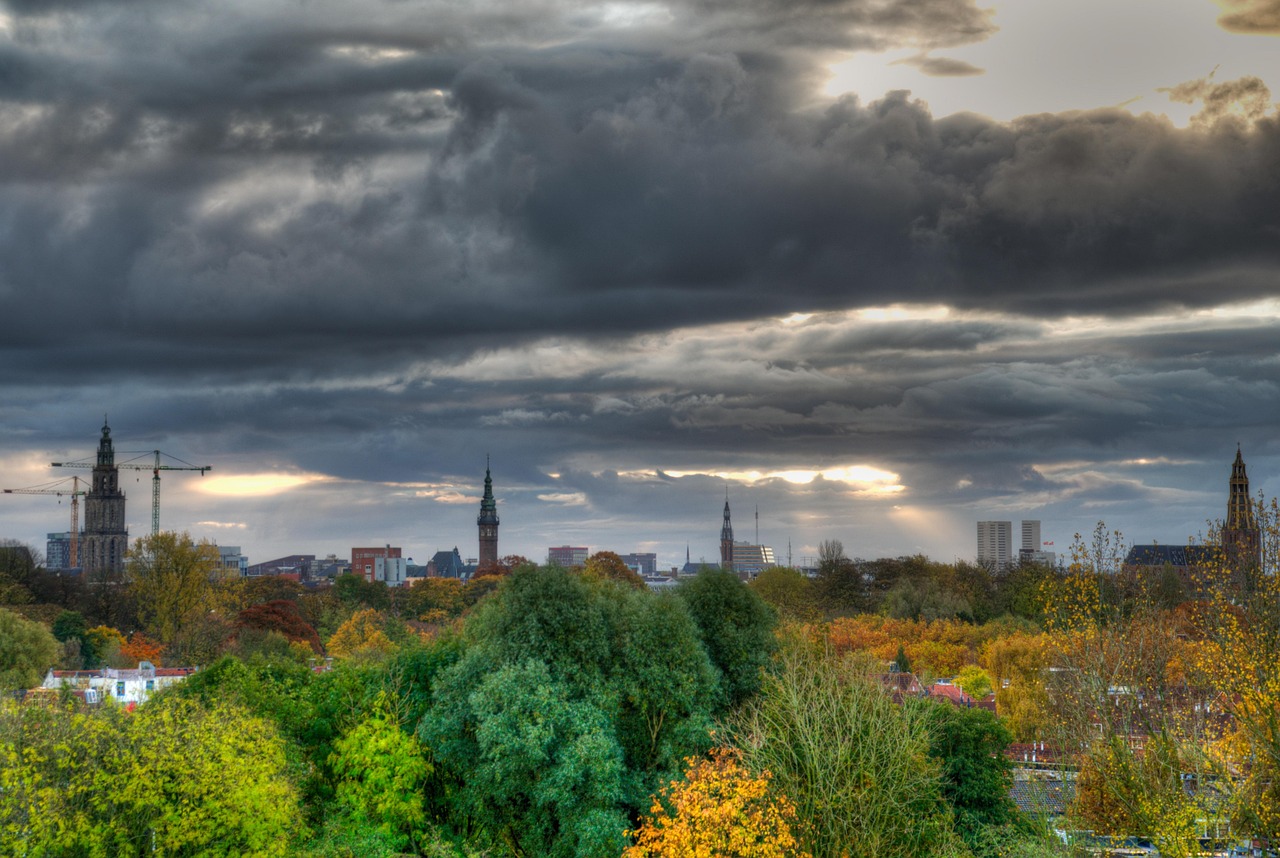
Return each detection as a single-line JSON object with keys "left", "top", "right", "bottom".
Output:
{"left": 127, "top": 531, "right": 221, "bottom": 646}
{"left": 421, "top": 566, "right": 720, "bottom": 855}
{"left": 0, "top": 607, "right": 58, "bottom": 689}
{"left": 676, "top": 569, "right": 777, "bottom": 711}
{"left": 331, "top": 692, "right": 432, "bottom": 850}
{"left": 919, "top": 702, "right": 1023, "bottom": 855}
{"left": 732, "top": 634, "right": 962, "bottom": 858}
{"left": 953, "top": 664, "right": 994, "bottom": 700}
{"left": 815, "top": 539, "right": 867, "bottom": 615}
{"left": 458, "top": 659, "right": 629, "bottom": 857}
{"left": 0, "top": 695, "right": 300, "bottom": 856}
{"left": 750, "top": 566, "right": 820, "bottom": 622}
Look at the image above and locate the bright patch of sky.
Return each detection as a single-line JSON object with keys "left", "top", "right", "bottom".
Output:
{"left": 195, "top": 473, "right": 328, "bottom": 497}
{"left": 826, "top": 0, "right": 1280, "bottom": 125}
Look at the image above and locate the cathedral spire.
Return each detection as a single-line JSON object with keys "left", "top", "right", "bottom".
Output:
{"left": 1224, "top": 446, "right": 1260, "bottom": 580}
{"left": 720, "top": 490, "right": 734, "bottom": 574}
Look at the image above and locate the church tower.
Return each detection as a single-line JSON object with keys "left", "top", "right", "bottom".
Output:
{"left": 477, "top": 459, "right": 499, "bottom": 570}
{"left": 82, "top": 420, "right": 128, "bottom": 575}
{"left": 720, "top": 492, "right": 734, "bottom": 574}
{"left": 1224, "top": 446, "right": 1261, "bottom": 578}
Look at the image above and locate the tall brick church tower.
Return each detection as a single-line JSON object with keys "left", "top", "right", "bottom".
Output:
{"left": 720, "top": 491, "right": 734, "bottom": 574}
{"left": 477, "top": 459, "right": 499, "bottom": 570}
{"left": 1224, "top": 446, "right": 1261, "bottom": 579}
{"left": 82, "top": 420, "right": 128, "bottom": 575}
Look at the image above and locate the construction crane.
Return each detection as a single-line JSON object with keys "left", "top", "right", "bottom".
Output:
{"left": 52, "top": 451, "right": 212, "bottom": 536}
{"left": 2, "top": 476, "right": 86, "bottom": 567}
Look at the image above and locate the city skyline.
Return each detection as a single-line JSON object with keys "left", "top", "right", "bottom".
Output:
{"left": 1, "top": 1, "right": 1278, "bottom": 568}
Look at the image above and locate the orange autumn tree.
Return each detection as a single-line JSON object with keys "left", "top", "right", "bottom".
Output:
{"left": 120, "top": 632, "right": 163, "bottom": 666}
{"left": 626, "top": 748, "right": 810, "bottom": 858}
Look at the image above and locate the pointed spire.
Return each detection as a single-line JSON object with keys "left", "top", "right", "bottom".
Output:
{"left": 1227, "top": 446, "right": 1255, "bottom": 530}
{"left": 478, "top": 457, "right": 499, "bottom": 525}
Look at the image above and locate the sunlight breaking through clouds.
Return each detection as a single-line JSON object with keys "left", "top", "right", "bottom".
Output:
{"left": 661, "top": 465, "right": 905, "bottom": 494}
{"left": 194, "top": 473, "right": 328, "bottom": 497}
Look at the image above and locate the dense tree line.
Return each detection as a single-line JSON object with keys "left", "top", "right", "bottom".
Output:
{"left": 1, "top": 540, "right": 1067, "bottom": 857}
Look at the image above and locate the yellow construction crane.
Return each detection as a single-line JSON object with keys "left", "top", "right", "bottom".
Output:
{"left": 52, "top": 451, "right": 212, "bottom": 536}
{"left": 2, "top": 476, "right": 86, "bottom": 567}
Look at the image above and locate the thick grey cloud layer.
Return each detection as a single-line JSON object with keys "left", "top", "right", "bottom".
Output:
{"left": 0, "top": 0, "right": 1278, "bottom": 564}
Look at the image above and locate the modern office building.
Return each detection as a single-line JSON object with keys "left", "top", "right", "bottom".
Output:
{"left": 1020, "top": 520, "right": 1041, "bottom": 553}
{"left": 977, "top": 521, "right": 1013, "bottom": 570}
{"left": 731, "top": 542, "right": 776, "bottom": 577}
{"left": 620, "top": 552, "right": 658, "bottom": 576}
{"left": 46, "top": 532, "right": 78, "bottom": 571}
{"left": 548, "top": 546, "right": 589, "bottom": 567}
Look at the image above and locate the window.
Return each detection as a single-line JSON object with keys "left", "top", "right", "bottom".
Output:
{"left": 116, "top": 681, "right": 125, "bottom": 697}
{"left": 145, "top": 680, "right": 154, "bottom": 692}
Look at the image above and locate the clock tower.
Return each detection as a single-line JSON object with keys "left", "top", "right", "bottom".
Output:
{"left": 477, "top": 459, "right": 499, "bottom": 571}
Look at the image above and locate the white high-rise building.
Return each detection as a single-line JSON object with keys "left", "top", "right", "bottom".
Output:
{"left": 1020, "top": 520, "right": 1041, "bottom": 552}
{"left": 977, "top": 521, "right": 1013, "bottom": 570}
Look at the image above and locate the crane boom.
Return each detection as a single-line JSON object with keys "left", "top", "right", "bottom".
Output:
{"left": 51, "top": 451, "right": 212, "bottom": 536}
{"left": 3, "top": 476, "right": 85, "bottom": 567}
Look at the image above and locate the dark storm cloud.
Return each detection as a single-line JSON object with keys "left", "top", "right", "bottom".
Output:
{"left": 893, "top": 52, "right": 984, "bottom": 77}
{"left": 1214, "top": 0, "right": 1280, "bottom": 34}
{"left": 0, "top": 0, "right": 1275, "bottom": 373}
{"left": 1, "top": 0, "right": 1279, "bottom": 563}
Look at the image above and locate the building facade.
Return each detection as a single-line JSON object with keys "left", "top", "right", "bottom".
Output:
{"left": 352, "top": 545, "right": 405, "bottom": 586}
{"left": 46, "top": 532, "right": 77, "bottom": 571}
{"left": 477, "top": 462, "right": 500, "bottom": 570}
{"left": 548, "top": 546, "right": 589, "bottom": 567}
{"left": 730, "top": 542, "right": 776, "bottom": 577}
{"left": 1020, "top": 520, "right": 1041, "bottom": 553}
{"left": 620, "top": 552, "right": 658, "bottom": 576}
{"left": 81, "top": 421, "right": 128, "bottom": 575}
{"left": 977, "top": 520, "right": 1013, "bottom": 570}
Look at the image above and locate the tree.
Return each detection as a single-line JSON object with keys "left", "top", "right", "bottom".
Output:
{"left": 919, "top": 702, "right": 1022, "bottom": 855}
{"left": 750, "top": 566, "right": 820, "bottom": 622}
{"left": 893, "top": 643, "right": 912, "bottom": 674}
{"left": 582, "top": 551, "right": 645, "bottom": 588}
{"left": 238, "top": 599, "right": 324, "bottom": 653}
{"left": 127, "top": 531, "right": 221, "bottom": 646}
{"left": 421, "top": 566, "right": 720, "bottom": 855}
{"left": 731, "top": 634, "right": 963, "bottom": 858}
{"left": 442, "top": 658, "right": 630, "bottom": 858}
{"left": 403, "top": 577, "right": 466, "bottom": 623}
{"left": 331, "top": 692, "right": 432, "bottom": 851}
{"left": 120, "top": 632, "right": 164, "bottom": 666}
{"left": 626, "top": 748, "right": 810, "bottom": 858}
{"left": 333, "top": 573, "right": 390, "bottom": 611}
{"left": 676, "top": 569, "right": 777, "bottom": 711}
{"left": 84, "top": 625, "right": 126, "bottom": 667}
{"left": 815, "top": 540, "right": 867, "bottom": 615}
{"left": 0, "top": 695, "right": 300, "bottom": 856}
{"left": 327, "top": 608, "right": 398, "bottom": 660}
{"left": 953, "top": 664, "right": 993, "bottom": 700}
{"left": 0, "top": 608, "right": 58, "bottom": 689}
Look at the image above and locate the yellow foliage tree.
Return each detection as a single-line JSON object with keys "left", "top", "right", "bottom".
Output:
{"left": 127, "top": 531, "right": 221, "bottom": 646}
{"left": 326, "top": 608, "right": 396, "bottom": 660}
{"left": 625, "top": 748, "right": 810, "bottom": 858}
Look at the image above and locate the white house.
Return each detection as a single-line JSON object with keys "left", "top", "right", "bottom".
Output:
{"left": 43, "top": 661, "right": 198, "bottom": 705}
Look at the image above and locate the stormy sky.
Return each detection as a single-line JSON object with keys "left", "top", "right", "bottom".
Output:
{"left": 2, "top": 0, "right": 1279, "bottom": 570}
